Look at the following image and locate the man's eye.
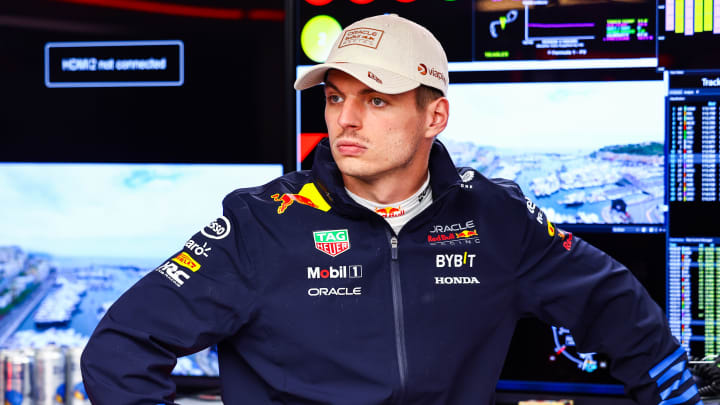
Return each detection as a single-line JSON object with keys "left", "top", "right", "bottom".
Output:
{"left": 371, "top": 97, "right": 386, "bottom": 107}
{"left": 327, "top": 94, "right": 343, "bottom": 103}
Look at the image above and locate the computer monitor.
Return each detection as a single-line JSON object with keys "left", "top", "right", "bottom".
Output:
{"left": 442, "top": 68, "right": 665, "bottom": 234}
{"left": 0, "top": 162, "right": 283, "bottom": 377}
{"left": 665, "top": 72, "right": 720, "bottom": 361}
{"left": 657, "top": 0, "right": 720, "bottom": 71}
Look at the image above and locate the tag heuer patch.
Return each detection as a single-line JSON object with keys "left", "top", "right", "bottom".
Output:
{"left": 313, "top": 229, "right": 350, "bottom": 257}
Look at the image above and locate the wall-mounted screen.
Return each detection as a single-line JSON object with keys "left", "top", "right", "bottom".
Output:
{"left": 443, "top": 69, "right": 666, "bottom": 233}
{"left": 0, "top": 162, "right": 283, "bottom": 377}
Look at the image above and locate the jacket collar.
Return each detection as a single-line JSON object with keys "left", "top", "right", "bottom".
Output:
{"left": 310, "top": 137, "right": 461, "bottom": 216}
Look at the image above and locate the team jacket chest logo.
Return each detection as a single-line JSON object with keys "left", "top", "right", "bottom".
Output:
{"left": 427, "top": 220, "right": 480, "bottom": 246}
{"left": 434, "top": 251, "right": 481, "bottom": 285}
{"left": 313, "top": 229, "right": 350, "bottom": 257}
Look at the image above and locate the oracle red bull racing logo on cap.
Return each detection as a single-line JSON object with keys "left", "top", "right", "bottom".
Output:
{"left": 271, "top": 183, "right": 331, "bottom": 214}
{"left": 313, "top": 229, "right": 350, "bottom": 257}
{"left": 338, "top": 27, "right": 384, "bottom": 49}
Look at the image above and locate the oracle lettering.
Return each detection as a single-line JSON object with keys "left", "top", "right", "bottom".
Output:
{"left": 430, "top": 220, "right": 475, "bottom": 234}
{"left": 307, "top": 287, "right": 362, "bottom": 296}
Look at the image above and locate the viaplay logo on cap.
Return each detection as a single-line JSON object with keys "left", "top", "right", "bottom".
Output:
{"left": 418, "top": 63, "right": 446, "bottom": 85}
{"left": 313, "top": 229, "right": 350, "bottom": 257}
{"left": 338, "top": 27, "right": 384, "bottom": 49}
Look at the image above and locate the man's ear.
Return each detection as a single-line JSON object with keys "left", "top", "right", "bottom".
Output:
{"left": 425, "top": 97, "right": 449, "bottom": 139}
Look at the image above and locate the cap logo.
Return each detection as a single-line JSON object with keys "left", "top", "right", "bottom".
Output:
{"left": 418, "top": 63, "right": 446, "bottom": 85}
{"left": 367, "top": 71, "right": 383, "bottom": 84}
{"left": 338, "top": 27, "right": 384, "bottom": 49}
{"left": 429, "top": 67, "right": 447, "bottom": 85}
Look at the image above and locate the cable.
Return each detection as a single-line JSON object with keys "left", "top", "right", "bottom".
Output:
{"left": 689, "top": 356, "right": 720, "bottom": 397}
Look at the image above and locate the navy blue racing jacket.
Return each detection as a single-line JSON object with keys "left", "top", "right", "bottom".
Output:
{"left": 81, "top": 139, "right": 700, "bottom": 404}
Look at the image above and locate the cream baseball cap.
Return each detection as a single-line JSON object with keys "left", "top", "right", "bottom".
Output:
{"left": 294, "top": 14, "right": 448, "bottom": 96}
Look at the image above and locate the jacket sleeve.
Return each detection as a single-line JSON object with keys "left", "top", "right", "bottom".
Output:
{"left": 80, "top": 196, "right": 257, "bottom": 404}
{"left": 502, "top": 182, "right": 701, "bottom": 405}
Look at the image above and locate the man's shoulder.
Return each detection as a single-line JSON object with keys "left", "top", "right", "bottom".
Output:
{"left": 219, "top": 170, "right": 315, "bottom": 209}
{"left": 456, "top": 167, "right": 526, "bottom": 202}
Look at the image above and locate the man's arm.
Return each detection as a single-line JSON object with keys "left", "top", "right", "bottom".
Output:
{"left": 499, "top": 181, "right": 700, "bottom": 404}
{"left": 81, "top": 203, "right": 257, "bottom": 404}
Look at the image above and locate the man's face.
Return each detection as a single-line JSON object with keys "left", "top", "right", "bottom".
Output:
{"left": 323, "top": 70, "right": 432, "bottom": 184}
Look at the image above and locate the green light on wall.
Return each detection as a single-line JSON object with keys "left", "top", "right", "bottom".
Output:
{"left": 301, "top": 15, "right": 343, "bottom": 63}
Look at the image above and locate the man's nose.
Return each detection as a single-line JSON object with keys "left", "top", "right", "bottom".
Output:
{"left": 337, "top": 97, "right": 361, "bottom": 129}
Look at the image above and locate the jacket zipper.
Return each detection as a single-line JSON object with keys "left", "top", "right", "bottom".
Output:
{"left": 388, "top": 233, "right": 408, "bottom": 402}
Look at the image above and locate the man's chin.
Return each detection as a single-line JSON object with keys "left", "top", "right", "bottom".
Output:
{"left": 336, "top": 161, "right": 376, "bottom": 180}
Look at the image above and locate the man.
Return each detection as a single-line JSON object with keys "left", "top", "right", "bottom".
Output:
{"left": 81, "top": 14, "right": 701, "bottom": 404}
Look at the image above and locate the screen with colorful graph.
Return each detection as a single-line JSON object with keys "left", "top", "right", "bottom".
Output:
{"left": 475, "top": 0, "right": 655, "bottom": 63}
{"left": 658, "top": 0, "right": 720, "bottom": 70}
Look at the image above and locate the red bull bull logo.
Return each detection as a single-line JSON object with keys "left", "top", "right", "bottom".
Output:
{"left": 271, "top": 183, "right": 331, "bottom": 214}
{"left": 375, "top": 206, "right": 405, "bottom": 218}
{"left": 455, "top": 229, "right": 478, "bottom": 239}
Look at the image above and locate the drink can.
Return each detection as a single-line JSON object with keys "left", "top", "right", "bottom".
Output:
{"left": 0, "top": 349, "right": 8, "bottom": 400}
{"left": 34, "top": 345, "right": 65, "bottom": 404}
{"left": 65, "top": 347, "right": 89, "bottom": 405}
{"left": 5, "top": 349, "right": 33, "bottom": 405}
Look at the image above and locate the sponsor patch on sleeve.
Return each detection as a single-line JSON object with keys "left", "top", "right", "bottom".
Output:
{"left": 155, "top": 261, "right": 190, "bottom": 287}
{"left": 525, "top": 196, "right": 573, "bottom": 251}
{"left": 201, "top": 216, "right": 231, "bottom": 240}
{"left": 172, "top": 252, "right": 201, "bottom": 272}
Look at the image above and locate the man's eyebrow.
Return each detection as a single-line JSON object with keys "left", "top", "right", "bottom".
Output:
{"left": 324, "top": 79, "right": 381, "bottom": 96}
{"left": 324, "top": 80, "right": 340, "bottom": 93}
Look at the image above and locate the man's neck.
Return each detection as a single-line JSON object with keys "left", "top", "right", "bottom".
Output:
{"left": 342, "top": 169, "right": 430, "bottom": 205}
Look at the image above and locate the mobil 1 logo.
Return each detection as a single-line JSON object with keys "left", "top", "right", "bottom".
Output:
{"left": 306, "top": 264, "right": 363, "bottom": 297}
{"left": 307, "top": 265, "right": 362, "bottom": 279}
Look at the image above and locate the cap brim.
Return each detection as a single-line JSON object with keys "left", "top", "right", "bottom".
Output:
{"left": 294, "top": 62, "right": 420, "bottom": 95}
